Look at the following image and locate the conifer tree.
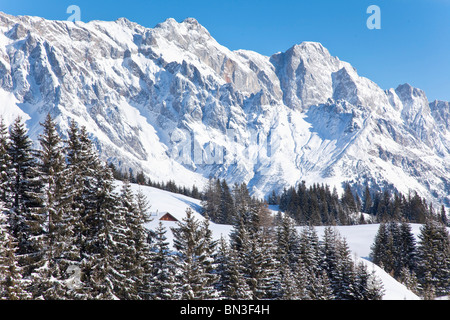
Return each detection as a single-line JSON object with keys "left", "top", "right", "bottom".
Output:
{"left": 277, "top": 262, "right": 300, "bottom": 300}
{"left": 416, "top": 221, "right": 450, "bottom": 298}
{"left": 353, "top": 261, "right": 384, "bottom": 300}
{"left": 308, "top": 271, "right": 334, "bottom": 300}
{"left": 342, "top": 184, "right": 357, "bottom": 215}
{"left": 298, "top": 226, "right": 320, "bottom": 277}
{"left": 219, "top": 179, "right": 235, "bottom": 224}
{"left": 88, "top": 166, "right": 132, "bottom": 300}
{"left": 213, "top": 236, "right": 229, "bottom": 299}
{"left": 320, "top": 226, "right": 341, "bottom": 294}
{"left": 0, "top": 117, "right": 9, "bottom": 204}
{"left": 275, "top": 213, "right": 301, "bottom": 275}
{"left": 334, "top": 237, "right": 356, "bottom": 300}
{"left": 171, "top": 208, "right": 217, "bottom": 300}
{"left": 397, "top": 222, "right": 417, "bottom": 277}
{"left": 149, "top": 222, "right": 176, "bottom": 300}
{"left": 215, "top": 237, "right": 251, "bottom": 300}
{"left": 201, "top": 178, "right": 221, "bottom": 222}
{"left": 399, "top": 266, "right": 419, "bottom": 294}
{"left": 198, "top": 216, "right": 219, "bottom": 299}
{"left": 6, "top": 117, "right": 45, "bottom": 279}
{"left": 370, "top": 223, "right": 392, "bottom": 271}
{"left": 253, "top": 229, "right": 279, "bottom": 300}
{"left": 0, "top": 209, "right": 31, "bottom": 300}
{"left": 116, "top": 181, "right": 152, "bottom": 300}
{"left": 362, "top": 185, "right": 372, "bottom": 214}
{"left": 31, "top": 113, "right": 77, "bottom": 299}
{"left": 66, "top": 122, "right": 131, "bottom": 299}
{"left": 293, "top": 260, "right": 310, "bottom": 300}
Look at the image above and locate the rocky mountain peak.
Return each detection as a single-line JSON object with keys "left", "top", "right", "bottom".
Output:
{"left": 0, "top": 13, "right": 448, "bottom": 208}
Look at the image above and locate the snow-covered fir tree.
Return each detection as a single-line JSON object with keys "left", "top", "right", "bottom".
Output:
{"left": 416, "top": 220, "right": 450, "bottom": 298}
{"left": 0, "top": 117, "right": 9, "bottom": 205}
{"left": 214, "top": 236, "right": 251, "bottom": 300}
{"left": 0, "top": 208, "right": 31, "bottom": 300}
{"left": 66, "top": 122, "right": 130, "bottom": 299}
{"left": 118, "top": 181, "right": 153, "bottom": 299}
{"left": 30, "top": 113, "right": 79, "bottom": 299}
{"left": 171, "top": 208, "right": 218, "bottom": 300}
{"left": 149, "top": 221, "right": 176, "bottom": 300}
{"left": 6, "top": 117, "right": 45, "bottom": 281}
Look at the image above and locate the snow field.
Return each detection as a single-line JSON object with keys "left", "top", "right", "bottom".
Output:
{"left": 124, "top": 182, "right": 421, "bottom": 300}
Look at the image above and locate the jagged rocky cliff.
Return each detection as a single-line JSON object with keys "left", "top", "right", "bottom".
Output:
{"left": 0, "top": 12, "right": 448, "bottom": 206}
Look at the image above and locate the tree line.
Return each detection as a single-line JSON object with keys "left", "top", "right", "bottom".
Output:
{"left": 270, "top": 182, "right": 448, "bottom": 226}
{"left": 0, "top": 114, "right": 384, "bottom": 300}
{"left": 108, "top": 164, "right": 201, "bottom": 200}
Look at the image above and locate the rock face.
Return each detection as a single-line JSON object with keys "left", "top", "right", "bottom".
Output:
{"left": 0, "top": 12, "right": 448, "bottom": 207}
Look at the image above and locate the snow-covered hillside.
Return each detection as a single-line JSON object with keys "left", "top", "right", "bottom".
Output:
{"left": 0, "top": 12, "right": 449, "bottom": 209}
{"left": 123, "top": 181, "right": 421, "bottom": 300}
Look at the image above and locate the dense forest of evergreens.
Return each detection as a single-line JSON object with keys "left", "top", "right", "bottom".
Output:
{"left": 0, "top": 115, "right": 386, "bottom": 300}
{"left": 272, "top": 182, "right": 448, "bottom": 226}
{"left": 0, "top": 114, "right": 448, "bottom": 300}
{"left": 200, "top": 177, "right": 448, "bottom": 227}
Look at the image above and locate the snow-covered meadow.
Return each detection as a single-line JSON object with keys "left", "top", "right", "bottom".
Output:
{"left": 122, "top": 181, "right": 422, "bottom": 300}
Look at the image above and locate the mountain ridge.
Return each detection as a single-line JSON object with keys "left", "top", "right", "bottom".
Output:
{"left": 0, "top": 12, "right": 448, "bottom": 208}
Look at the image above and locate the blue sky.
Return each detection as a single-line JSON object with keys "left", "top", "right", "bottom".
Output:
{"left": 1, "top": 0, "right": 449, "bottom": 101}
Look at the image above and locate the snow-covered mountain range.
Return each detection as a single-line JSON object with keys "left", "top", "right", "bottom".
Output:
{"left": 0, "top": 12, "right": 448, "bottom": 207}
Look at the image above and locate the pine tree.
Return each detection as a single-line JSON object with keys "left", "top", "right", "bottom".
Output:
{"left": 399, "top": 266, "right": 419, "bottom": 294}
{"left": 65, "top": 120, "right": 96, "bottom": 260}
{"left": 416, "top": 221, "right": 450, "bottom": 298}
{"left": 353, "top": 261, "right": 384, "bottom": 300}
{"left": 213, "top": 236, "right": 229, "bottom": 299}
{"left": 198, "top": 217, "right": 219, "bottom": 299}
{"left": 149, "top": 222, "right": 176, "bottom": 300}
{"left": 320, "top": 226, "right": 341, "bottom": 295}
{"left": 397, "top": 222, "right": 417, "bottom": 277}
{"left": 215, "top": 238, "right": 251, "bottom": 300}
{"left": 244, "top": 227, "right": 278, "bottom": 300}
{"left": 298, "top": 226, "right": 320, "bottom": 277}
{"left": 31, "top": 113, "right": 77, "bottom": 299}
{"left": 124, "top": 185, "right": 153, "bottom": 299}
{"left": 88, "top": 166, "right": 132, "bottom": 300}
{"left": 219, "top": 179, "right": 235, "bottom": 224}
{"left": 6, "top": 117, "right": 45, "bottom": 280}
{"left": 0, "top": 117, "right": 10, "bottom": 205}
{"left": 66, "top": 122, "right": 131, "bottom": 299}
{"left": 171, "top": 208, "right": 217, "bottom": 300}
{"left": 370, "top": 223, "right": 391, "bottom": 271}
{"left": 362, "top": 185, "right": 372, "bottom": 214}
{"left": 232, "top": 182, "right": 253, "bottom": 226}
{"left": 115, "top": 181, "right": 152, "bottom": 300}
{"left": 277, "top": 262, "right": 301, "bottom": 300}
{"left": 334, "top": 237, "right": 357, "bottom": 300}
{"left": 201, "top": 178, "right": 221, "bottom": 223}
{"left": 293, "top": 260, "right": 310, "bottom": 300}
{"left": 0, "top": 209, "right": 31, "bottom": 300}
{"left": 308, "top": 271, "right": 334, "bottom": 300}
{"left": 342, "top": 183, "right": 357, "bottom": 215}
{"left": 275, "top": 214, "right": 301, "bottom": 270}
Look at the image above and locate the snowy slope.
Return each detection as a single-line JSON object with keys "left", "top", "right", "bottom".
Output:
{"left": 122, "top": 182, "right": 421, "bottom": 300}
{"left": 0, "top": 12, "right": 449, "bottom": 209}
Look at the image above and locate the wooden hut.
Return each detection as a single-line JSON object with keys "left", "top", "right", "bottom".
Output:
{"left": 159, "top": 212, "right": 178, "bottom": 222}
